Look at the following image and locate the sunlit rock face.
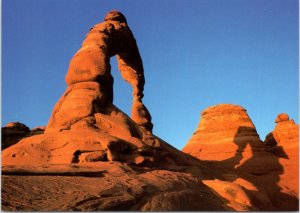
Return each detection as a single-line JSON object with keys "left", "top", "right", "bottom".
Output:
{"left": 183, "top": 105, "right": 299, "bottom": 211}
{"left": 182, "top": 104, "right": 262, "bottom": 162}
{"left": 50, "top": 10, "right": 152, "bottom": 133}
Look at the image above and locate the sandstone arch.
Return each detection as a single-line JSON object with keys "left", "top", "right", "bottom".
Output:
{"left": 47, "top": 10, "right": 153, "bottom": 132}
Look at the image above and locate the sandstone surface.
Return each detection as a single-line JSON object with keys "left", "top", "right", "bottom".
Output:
{"left": 203, "top": 179, "right": 259, "bottom": 211}
{"left": 182, "top": 105, "right": 299, "bottom": 210}
{"left": 2, "top": 162, "right": 224, "bottom": 211}
{"left": 182, "top": 104, "right": 262, "bottom": 162}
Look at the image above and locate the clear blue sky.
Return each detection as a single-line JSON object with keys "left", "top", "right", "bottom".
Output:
{"left": 2, "top": 0, "right": 299, "bottom": 150}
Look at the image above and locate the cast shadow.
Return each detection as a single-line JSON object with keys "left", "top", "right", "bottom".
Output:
{"left": 216, "top": 126, "right": 298, "bottom": 211}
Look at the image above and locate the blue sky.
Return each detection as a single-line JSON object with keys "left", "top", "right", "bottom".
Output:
{"left": 2, "top": 0, "right": 298, "bottom": 150}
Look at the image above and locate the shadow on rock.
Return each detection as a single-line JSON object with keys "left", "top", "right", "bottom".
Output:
{"left": 217, "top": 126, "right": 298, "bottom": 210}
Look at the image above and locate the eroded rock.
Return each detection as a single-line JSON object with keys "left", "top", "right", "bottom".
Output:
{"left": 62, "top": 10, "right": 152, "bottom": 131}
{"left": 264, "top": 113, "right": 299, "bottom": 207}
{"left": 2, "top": 11, "right": 163, "bottom": 166}
{"left": 2, "top": 9, "right": 298, "bottom": 211}
{"left": 182, "top": 105, "right": 299, "bottom": 211}
{"left": 182, "top": 104, "right": 262, "bottom": 162}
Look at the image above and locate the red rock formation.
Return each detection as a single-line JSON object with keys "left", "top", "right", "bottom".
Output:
{"left": 2, "top": 10, "right": 299, "bottom": 211}
{"left": 275, "top": 113, "right": 290, "bottom": 123}
{"left": 2, "top": 11, "right": 196, "bottom": 168}
{"left": 183, "top": 104, "right": 262, "bottom": 162}
{"left": 3, "top": 12, "right": 226, "bottom": 210}
{"left": 61, "top": 10, "right": 152, "bottom": 132}
{"left": 183, "top": 105, "right": 299, "bottom": 211}
{"left": 264, "top": 113, "right": 299, "bottom": 206}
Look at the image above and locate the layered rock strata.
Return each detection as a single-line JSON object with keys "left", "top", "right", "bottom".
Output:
{"left": 183, "top": 104, "right": 262, "bottom": 163}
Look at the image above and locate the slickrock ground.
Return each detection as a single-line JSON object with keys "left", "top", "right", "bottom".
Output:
{"left": 2, "top": 162, "right": 224, "bottom": 211}
{"left": 183, "top": 104, "right": 299, "bottom": 211}
{"left": 3, "top": 105, "right": 298, "bottom": 211}
{"left": 2, "top": 101, "right": 228, "bottom": 211}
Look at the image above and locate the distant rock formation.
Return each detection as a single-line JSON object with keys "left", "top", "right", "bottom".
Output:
{"left": 1, "top": 122, "right": 45, "bottom": 150}
{"left": 275, "top": 113, "right": 290, "bottom": 123}
{"left": 182, "top": 104, "right": 262, "bottom": 162}
{"left": 29, "top": 126, "right": 46, "bottom": 136}
{"left": 264, "top": 113, "right": 299, "bottom": 204}
{"left": 182, "top": 105, "right": 299, "bottom": 210}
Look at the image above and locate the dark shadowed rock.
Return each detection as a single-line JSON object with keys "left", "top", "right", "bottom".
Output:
{"left": 2, "top": 123, "right": 46, "bottom": 150}
{"left": 2, "top": 122, "right": 30, "bottom": 150}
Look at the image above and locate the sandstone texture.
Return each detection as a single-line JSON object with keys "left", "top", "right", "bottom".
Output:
{"left": 182, "top": 104, "right": 262, "bottom": 162}
{"left": 2, "top": 162, "right": 224, "bottom": 211}
{"left": 182, "top": 105, "right": 299, "bottom": 211}
{"left": 203, "top": 179, "right": 260, "bottom": 211}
